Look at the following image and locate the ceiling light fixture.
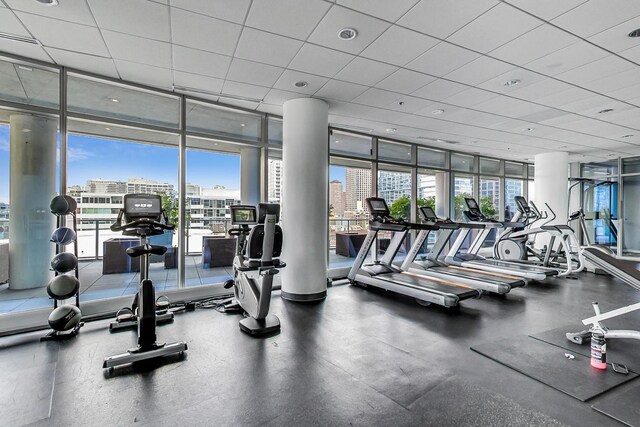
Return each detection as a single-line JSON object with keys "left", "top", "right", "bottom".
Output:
{"left": 36, "top": 0, "right": 59, "bottom": 5}
{"left": 111, "top": 98, "right": 119, "bottom": 103}
{"left": 598, "top": 108, "right": 614, "bottom": 114}
{"left": 0, "top": 32, "right": 39, "bottom": 45}
{"left": 386, "top": 128, "right": 397, "bottom": 133}
{"left": 293, "top": 81, "right": 308, "bottom": 88}
{"left": 22, "top": 128, "right": 31, "bottom": 133}
{"left": 621, "top": 134, "right": 634, "bottom": 138}
{"left": 504, "top": 79, "right": 521, "bottom": 87}
{"left": 338, "top": 28, "right": 358, "bottom": 41}
{"left": 240, "top": 123, "right": 246, "bottom": 127}
{"left": 608, "top": 153, "right": 616, "bottom": 157}
{"left": 431, "top": 109, "right": 445, "bottom": 115}
{"left": 436, "top": 139, "right": 445, "bottom": 143}
{"left": 105, "top": 127, "right": 111, "bottom": 131}
{"left": 524, "top": 127, "right": 534, "bottom": 132}
{"left": 628, "top": 28, "right": 640, "bottom": 38}
{"left": 335, "top": 140, "right": 340, "bottom": 143}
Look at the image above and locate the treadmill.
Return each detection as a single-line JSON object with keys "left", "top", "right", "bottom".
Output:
{"left": 347, "top": 198, "right": 482, "bottom": 308}
{"left": 400, "top": 206, "right": 526, "bottom": 294}
{"left": 444, "top": 198, "right": 560, "bottom": 281}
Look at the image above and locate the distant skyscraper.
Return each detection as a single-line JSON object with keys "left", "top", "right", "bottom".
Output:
{"left": 329, "top": 180, "right": 345, "bottom": 216}
{"left": 345, "top": 168, "right": 371, "bottom": 213}
{"left": 268, "top": 159, "right": 283, "bottom": 202}
{"left": 377, "top": 171, "right": 411, "bottom": 203}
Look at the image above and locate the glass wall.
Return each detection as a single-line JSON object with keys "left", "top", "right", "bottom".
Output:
{"left": 504, "top": 179, "right": 524, "bottom": 220}
{"left": 0, "top": 123, "right": 8, "bottom": 240}
{"left": 378, "top": 164, "right": 412, "bottom": 260}
{"left": 581, "top": 179, "right": 618, "bottom": 251}
{"left": 452, "top": 174, "right": 475, "bottom": 221}
{"left": 329, "top": 157, "right": 372, "bottom": 268}
{"left": 622, "top": 157, "right": 640, "bottom": 256}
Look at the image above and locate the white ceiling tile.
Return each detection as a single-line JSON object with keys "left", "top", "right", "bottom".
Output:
{"left": 15, "top": 12, "right": 109, "bottom": 56}
{"left": 489, "top": 24, "right": 579, "bottom": 65}
{"left": 552, "top": 0, "right": 640, "bottom": 38}
{"left": 508, "top": 79, "right": 574, "bottom": 102}
{"left": 257, "top": 103, "right": 283, "bottom": 115}
{"left": 555, "top": 55, "right": 635, "bottom": 86}
{"left": 412, "top": 79, "right": 467, "bottom": 101}
{"left": 314, "top": 80, "right": 368, "bottom": 102}
{"left": 502, "top": 0, "right": 587, "bottom": 20}
{"left": 221, "top": 81, "right": 270, "bottom": 100}
{"left": 336, "top": 0, "right": 419, "bottom": 22}
{"left": 352, "top": 88, "right": 402, "bottom": 107}
{"left": 333, "top": 57, "right": 397, "bottom": 86}
{"left": 0, "top": 41, "right": 50, "bottom": 63}
{"left": 102, "top": 30, "right": 171, "bottom": 68}
{"left": 398, "top": 0, "right": 498, "bottom": 39}
{"left": 448, "top": 3, "right": 542, "bottom": 54}
{"left": 588, "top": 16, "right": 640, "bottom": 53}
{"left": 558, "top": 95, "right": 616, "bottom": 114}
{"left": 273, "top": 70, "right": 328, "bottom": 94}
{"left": 406, "top": 42, "right": 480, "bottom": 77}
{"left": 88, "top": 0, "right": 170, "bottom": 42}
{"left": 264, "top": 88, "right": 306, "bottom": 105}
{"left": 608, "top": 83, "right": 640, "bottom": 102}
{"left": 375, "top": 69, "right": 435, "bottom": 94}
{"left": 361, "top": 26, "right": 438, "bottom": 66}
{"left": 385, "top": 96, "right": 435, "bottom": 114}
{"left": 171, "top": 8, "right": 242, "bottom": 56}
{"left": 288, "top": 44, "right": 354, "bottom": 77}
{"left": 170, "top": 0, "right": 251, "bottom": 24}
{"left": 226, "top": 58, "right": 284, "bottom": 87}
{"left": 620, "top": 44, "right": 640, "bottom": 64}
{"left": 0, "top": 8, "right": 31, "bottom": 37}
{"left": 46, "top": 47, "right": 118, "bottom": 77}
{"left": 444, "top": 56, "right": 515, "bottom": 86}
{"left": 477, "top": 68, "right": 545, "bottom": 94}
{"left": 524, "top": 41, "right": 609, "bottom": 76}
{"left": 443, "top": 88, "right": 498, "bottom": 107}
{"left": 473, "top": 95, "right": 548, "bottom": 119}
{"left": 114, "top": 60, "right": 173, "bottom": 89}
{"left": 4, "top": 0, "right": 95, "bottom": 25}
{"left": 307, "top": 6, "right": 390, "bottom": 55}
{"left": 234, "top": 28, "right": 303, "bottom": 67}
{"left": 172, "top": 45, "right": 231, "bottom": 78}
{"left": 246, "top": 0, "right": 331, "bottom": 40}
{"left": 173, "top": 71, "right": 224, "bottom": 93}
{"left": 585, "top": 69, "right": 640, "bottom": 95}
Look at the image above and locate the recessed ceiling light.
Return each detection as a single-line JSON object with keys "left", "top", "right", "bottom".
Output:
{"left": 621, "top": 134, "right": 634, "bottom": 138}
{"left": 22, "top": 128, "right": 31, "bottom": 133}
{"left": 608, "top": 154, "right": 616, "bottom": 157}
{"left": 559, "top": 145, "right": 567, "bottom": 148}
{"left": 629, "top": 28, "right": 640, "bottom": 38}
{"left": 105, "top": 127, "right": 111, "bottom": 131}
{"left": 524, "top": 127, "right": 534, "bottom": 132}
{"left": 214, "top": 143, "right": 219, "bottom": 146}
{"left": 407, "top": 152, "right": 411, "bottom": 155}
{"left": 240, "top": 123, "right": 246, "bottom": 127}
{"left": 338, "top": 28, "right": 357, "bottom": 41}
{"left": 36, "top": 0, "right": 58, "bottom": 5}
{"left": 111, "top": 98, "right": 119, "bottom": 103}
{"left": 504, "top": 79, "right": 521, "bottom": 87}
{"left": 386, "top": 128, "right": 396, "bottom": 133}
{"left": 598, "top": 108, "right": 614, "bottom": 114}
{"left": 431, "top": 109, "right": 445, "bottom": 115}
{"left": 436, "top": 139, "right": 445, "bottom": 143}
{"left": 293, "top": 81, "right": 308, "bottom": 88}
{"left": 335, "top": 140, "right": 340, "bottom": 143}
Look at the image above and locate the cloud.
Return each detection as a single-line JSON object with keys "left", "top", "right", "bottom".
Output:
{"left": 67, "top": 146, "right": 94, "bottom": 162}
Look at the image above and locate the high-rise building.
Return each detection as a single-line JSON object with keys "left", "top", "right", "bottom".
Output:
{"left": 377, "top": 171, "right": 411, "bottom": 204}
{"left": 268, "top": 159, "right": 283, "bottom": 203}
{"left": 329, "top": 180, "right": 345, "bottom": 217}
{"left": 418, "top": 175, "right": 436, "bottom": 199}
{"left": 127, "top": 178, "right": 174, "bottom": 195}
{"left": 86, "top": 178, "right": 126, "bottom": 194}
{"left": 345, "top": 168, "right": 371, "bottom": 213}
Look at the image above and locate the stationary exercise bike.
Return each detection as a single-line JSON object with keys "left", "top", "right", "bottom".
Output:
{"left": 103, "top": 194, "right": 187, "bottom": 370}
{"left": 223, "top": 203, "right": 284, "bottom": 335}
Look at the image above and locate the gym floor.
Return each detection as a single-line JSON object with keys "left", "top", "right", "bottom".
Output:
{"left": 1, "top": 271, "right": 639, "bottom": 426}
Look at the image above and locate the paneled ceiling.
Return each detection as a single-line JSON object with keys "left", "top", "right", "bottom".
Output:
{"left": 1, "top": 0, "right": 640, "bottom": 162}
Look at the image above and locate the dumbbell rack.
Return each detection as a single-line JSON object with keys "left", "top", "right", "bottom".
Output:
{"left": 42, "top": 209, "right": 84, "bottom": 341}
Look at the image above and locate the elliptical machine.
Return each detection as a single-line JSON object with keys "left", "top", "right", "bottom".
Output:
{"left": 103, "top": 194, "right": 187, "bottom": 370}
{"left": 224, "top": 203, "right": 285, "bottom": 335}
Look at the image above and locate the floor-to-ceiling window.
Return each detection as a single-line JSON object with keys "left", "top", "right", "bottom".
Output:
{"left": 504, "top": 162, "right": 525, "bottom": 221}
{"left": 579, "top": 160, "right": 618, "bottom": 252}
{"left": 267, "top": 117, "right": 283, "bottom": 204}
{"left": 621, "top": 157, "right": 640, "bottom": 256}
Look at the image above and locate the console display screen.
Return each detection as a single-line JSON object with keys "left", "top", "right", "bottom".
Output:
{"left": 232, "top": 207, "right": 257, "bottom": 224}
{"left": 420, "top": 206, "right": 437, "bottom": 220}
{"left": 367, "top": 198, "right": 389, "bottom": 213}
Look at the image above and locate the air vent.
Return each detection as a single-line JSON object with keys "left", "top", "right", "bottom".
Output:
{"left": 0, "top": 32, "right": 39, "bottom": 45}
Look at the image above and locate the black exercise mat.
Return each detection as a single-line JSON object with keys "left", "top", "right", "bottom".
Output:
{"left": 592, "top": 382, "right": 640, "bottom": 426}
{"left": 471, "top": 336, "right": 638, "bottom": 402}
{"left": 530, "top": 325, "right": 640, "bottom": 374}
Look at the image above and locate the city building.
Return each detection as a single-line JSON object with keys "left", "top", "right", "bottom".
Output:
{"left": 345, "top": 168, "right": 371, "bottom": 214}
{"left": 377, "top": 171, "right": 411, "bottom": 204}
{"left": 86, "top": 178, "right": 126, "bottom": 194}
{"left": 268, "top": 159, "right": 283, "bottom": 203}
{"left": 329, "top": 180, "right": 345, "bottom": 217}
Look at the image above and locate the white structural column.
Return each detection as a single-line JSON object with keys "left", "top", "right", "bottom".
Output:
{"left": 281, "top": 98, "right": 328, "bottom": 301}
{"left": 240, "top": 146, "right": 261, "bottom": 206}
{"left": 9, "top": 114, "right": 57, "bottom": 289}
{"left": 533, "top": 152, "right": 569, "bottom": 248}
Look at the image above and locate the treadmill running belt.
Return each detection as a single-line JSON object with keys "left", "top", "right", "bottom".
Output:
{"left": 465, "top": 258, "right": 557, "bottom": 276}
{"left": 430, "top": 266, "right": 526, "bottom": 287}
{"left": 382, "top": 273, "right": 479, "bottom": 299}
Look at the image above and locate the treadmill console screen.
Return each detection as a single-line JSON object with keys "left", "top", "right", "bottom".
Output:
{"left": 419, "top": 206, "right": 438, "bottom": 221}
{"left": 123, "top": 194, "right": 162, "bottom": 221}
{"left": 366, "top": 198, "right": 390, "bottom": 215}
{"left": 230, "top": 205, "right": 257, "bottom": 225}
{"left": 465, "top": 197, "right": 481, "bottom": 214}
{"left": 514, "top": 196, "right": 530, "bottom": 213}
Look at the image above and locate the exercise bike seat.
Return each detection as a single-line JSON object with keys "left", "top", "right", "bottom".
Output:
{"left": 126, "top": 244, "right": 168, "bottom": 258}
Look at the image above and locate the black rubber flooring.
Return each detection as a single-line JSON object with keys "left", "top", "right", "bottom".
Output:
{"left": 1, "top": 271, "right": 640, "bottom": 426}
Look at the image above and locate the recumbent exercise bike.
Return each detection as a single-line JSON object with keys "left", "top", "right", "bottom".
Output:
{"left": 224, "top": 203, "right": 285, "bottom": 335}
{"left": 103, "top": 194, "right": 187, "bottom": 370}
